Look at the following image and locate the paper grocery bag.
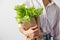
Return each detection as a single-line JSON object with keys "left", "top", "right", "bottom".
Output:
{"left": 21, "top": 17, "right": 43, "bottom": 40}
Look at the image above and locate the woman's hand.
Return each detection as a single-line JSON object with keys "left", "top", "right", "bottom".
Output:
{"left": 24, "top": 25, "right": 40, "bottom": 39}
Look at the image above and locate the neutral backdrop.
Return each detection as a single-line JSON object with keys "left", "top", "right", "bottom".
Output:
{"left": 0, "top": 0, "right": 60, "bottom": 40}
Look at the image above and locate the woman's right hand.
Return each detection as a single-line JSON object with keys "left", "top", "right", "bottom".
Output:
{"left": 24, "top": 25, "right": 40, "bottom": 39}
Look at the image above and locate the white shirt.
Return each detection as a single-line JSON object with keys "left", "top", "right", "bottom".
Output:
{"left": 24, "top": 0, "right": 60, "bottom": 40}
{"left": 40, "top": 1, "right": 60, "bottom": 40}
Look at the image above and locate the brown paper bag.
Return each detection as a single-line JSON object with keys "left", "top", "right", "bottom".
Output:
{"left": 21, "top": 17, "right": 43, "bottom": 40}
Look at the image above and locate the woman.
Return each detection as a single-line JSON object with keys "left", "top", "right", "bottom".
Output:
{"left": 19, "top": 0, "right": 60, "bottom": 40}
{"left": 40, "top": 0, "right": 60, "bottom": 40}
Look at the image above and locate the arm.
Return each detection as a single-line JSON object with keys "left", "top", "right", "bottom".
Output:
{"left": 19, "top": 27, "right": 28, "bottom": 36}
{"left": 53, "top": 7, "right": 60, "bottom": 40}
{"left": 53, "top": 21, "right": 59, "bottom": 40}
{"left": 19, "top": 25, "right": 40, "bottom": 39}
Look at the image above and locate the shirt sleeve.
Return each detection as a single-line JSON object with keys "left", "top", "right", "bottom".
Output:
{"left": 53, "top": 6, "right": 60, "bottom": 40}
{"left": 40, "top": 13, "right": 48, "bottom": 34}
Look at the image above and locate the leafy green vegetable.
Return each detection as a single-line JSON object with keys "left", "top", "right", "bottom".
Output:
{"left": 14, "top": 4, "right": 43, "bottom": 24}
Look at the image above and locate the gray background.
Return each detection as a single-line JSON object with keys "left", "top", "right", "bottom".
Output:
{"left": 0, "top": 0, "right": 60, "bottom": 40}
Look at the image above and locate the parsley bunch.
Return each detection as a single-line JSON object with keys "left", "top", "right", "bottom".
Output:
{"left": 14, "top": 4, "right": 43, "bottom": 24}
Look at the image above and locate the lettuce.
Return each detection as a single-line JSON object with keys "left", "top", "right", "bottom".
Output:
{"left": 14, "top": 4, "right": 43, "bottom": 24}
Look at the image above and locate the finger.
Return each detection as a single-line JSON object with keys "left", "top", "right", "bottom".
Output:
{"left": 34, "top": 31, "right": 39, "bottom": 35}
{"left": 34, "top": 35, "right": 39, "bottom": 38}
{"left": 35, "top": 31, "right": 40, "bottom": 35}
{"left": 33, "top": 28, "right": 39, "bottom": 33}
{"left": 34, "top": 33, "right": 39, "bottom": 38}
{"left": 31, "top": 25, "right": 38, "bottom": 30}
{"left": 34, "top": 32, "right": 40, "bottom": 38}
